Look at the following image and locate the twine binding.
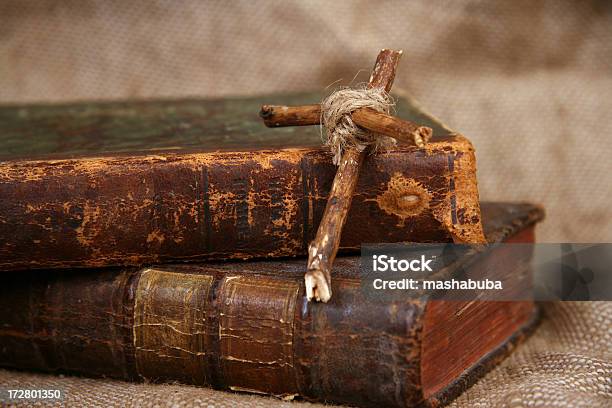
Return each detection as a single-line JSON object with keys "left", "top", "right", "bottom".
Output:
{"left": 320, "top": 86, "right": 397, "bottom": 165}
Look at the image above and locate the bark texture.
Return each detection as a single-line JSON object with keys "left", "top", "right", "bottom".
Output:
{"left": 262, "top": 104, "right": 431, "bottom": 146}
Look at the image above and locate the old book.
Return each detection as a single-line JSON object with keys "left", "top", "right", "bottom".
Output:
{"left": 0, "top": 202, "right": 543, "bottom": 407}
{"left": 0, "top": 92, "right": 484, "bottom": 271}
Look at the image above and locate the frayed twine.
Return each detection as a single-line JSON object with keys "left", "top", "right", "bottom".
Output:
{"left": 320, "top": 85, "right": 397, "bottom": 165}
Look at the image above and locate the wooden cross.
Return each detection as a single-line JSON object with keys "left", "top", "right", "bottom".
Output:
{"left": 259, "top": 49, "right": 432, "bottom": 302}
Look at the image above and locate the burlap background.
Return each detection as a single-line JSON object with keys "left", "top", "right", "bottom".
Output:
{"left": 0, "top": 1, "right": 610, "bottom": 407}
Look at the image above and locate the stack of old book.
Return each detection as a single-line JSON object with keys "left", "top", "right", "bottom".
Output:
{"left": 0, "top": 92, "right": 544, "bottom": 407}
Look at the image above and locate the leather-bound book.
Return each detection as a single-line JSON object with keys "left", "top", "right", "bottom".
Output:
{"left": 0, "top": 92, "right": 484, "bottom": 271}
{"left": 0, "top": 202, "right": 543, "bottom": 407}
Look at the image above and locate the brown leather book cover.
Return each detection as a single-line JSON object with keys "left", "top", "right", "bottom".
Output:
{"left": 0, "top": 92, "right": 484, "bottom": 271}
{"left": 0, "top": 202, "right": 543, "bottom": 407}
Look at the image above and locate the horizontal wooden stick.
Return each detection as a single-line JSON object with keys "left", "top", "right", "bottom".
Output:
{"left": 259, "top": 104, "right": 432, "bottom": 146}
{"left": 259, "top": 104, "right": 320, "bottom": 127}
{"left": 351, "top": 107, "right": 432, "bottom": 147}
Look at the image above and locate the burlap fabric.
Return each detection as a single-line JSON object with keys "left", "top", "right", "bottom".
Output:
{"left": 0, "top": 1, "right": 610, "bottom": 407}
{"left": 0, "top": 370, "right": 336, "bottom": 407}
{"left": 0, "top": 371, "right": 336, "bottom": 407}
{"left": 0, "top": 302, "right": 610, "bottom": 407}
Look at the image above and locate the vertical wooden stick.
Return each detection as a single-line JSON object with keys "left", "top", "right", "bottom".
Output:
{"left": 305, "top": 49, "right": 402, "bottom": 302}
{"left": 305, "top": 148, "right": 365, "bottom": 302}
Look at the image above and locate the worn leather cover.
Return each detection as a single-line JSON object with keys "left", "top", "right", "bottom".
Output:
{"left": 0, "top": 93, "right": 484, "bottom": 271}
{"left": 0, "top": 202, "right": 543, "bottom": 407}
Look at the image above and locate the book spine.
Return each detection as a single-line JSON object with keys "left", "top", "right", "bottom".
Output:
{"left": 0, "top": 267, "right": 425, "bottom": 407}
{"left": 0, "top": 137, "right": 484, "bottom": 271}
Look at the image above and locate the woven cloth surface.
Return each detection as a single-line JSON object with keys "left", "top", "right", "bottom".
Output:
{"left": 0, "top": 371, "right": 334, "bottom": 407}
{"left": 0, "top": 0, "right": 611, "bottom": 242}
{"left": 0, "top": 302, "right": 610, "bottom": 407}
